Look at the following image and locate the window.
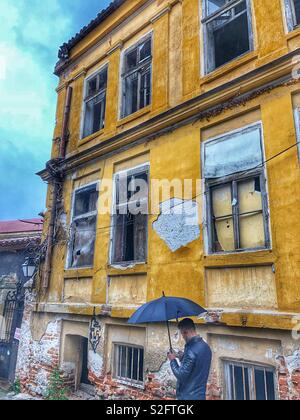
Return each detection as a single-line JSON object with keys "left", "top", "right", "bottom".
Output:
{"left": 114, "top": 344, "right": 144, "bottom": 386}
{"left": 68, "top": 184, "right": 98, "bottom": 268}
{"left": 202, "top": 0, "right": 253, "bottom": 73}
{"left": 285, "top": 0, "right": 300, "bottom": 30}
{"left": 121, "top": 37, "right": 152, "bottom": 118}
{"left": 111, "top": 165, "right": 149, "bottom": 265}
{"left": 294, "top": 107, "right": 300, "bottom": 160}
{"left": 82, "top": 67, "right": 107, "bottom": 138}
{"left": 203, "top": 125, "right": 270, "bottom": 253}
{"left": 224, "top": 361, "right": 276, "bottom": 400}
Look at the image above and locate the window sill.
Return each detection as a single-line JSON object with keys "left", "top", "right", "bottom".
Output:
{"left": 64, "top": 267, "right": 94, "bottom": 278}
{"left": 203, "top": 248, "right": 274, "bottom": 267}
{"left": 200, "top": 50, "right": 258, "bottom": 86}
{"left": 286, "top": 26, "right": 300, "bottom": 41}
{"left": 107, "top": 262, "right": 148, "bottom": 276}
{"left": 115, "top": 378, "right": 145, "bottom": 390}
{"left": 117, "top": 106, "right": 151, "bottom": 127}
{"left": 78, "top": 128, "right": 105, "bottom": 147}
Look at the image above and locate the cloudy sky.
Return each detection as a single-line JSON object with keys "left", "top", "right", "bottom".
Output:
{"left": 0, "top": 0, "right": 111, "bottom": 220}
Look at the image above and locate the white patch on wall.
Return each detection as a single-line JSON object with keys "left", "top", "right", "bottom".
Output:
{"left": 88, "top": 350, "right": 103, "bottom": 377}
{"left": 153, "top": 199, "right": 200, "bottom": 252}
{"left": 285, "top": 349, "right": 300, "bottom": 374}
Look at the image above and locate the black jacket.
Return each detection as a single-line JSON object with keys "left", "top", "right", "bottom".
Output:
{"left": 170, "top": 336, "right": 212, "bottom": 400}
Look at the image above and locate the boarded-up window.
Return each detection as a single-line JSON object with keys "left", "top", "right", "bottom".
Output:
{"left": 204, "top": 125, "right": 270, "bottom": 253}
{"left": 82, "top": 67, "right": 107, "bottom": 138}
{"left": 111, "top": 165, "right": 149, "bottom": 264}
{"left": 202, "top": 0, "right": 253, "bottom": 73}
{"left": 224, "top": 361, "right": 276, "bottom": 400}
{"left": 68, "top": 184, "right": 98, "bottom": 268}
{"left": 121, "top": 37, "right": 152, "bottom": 118}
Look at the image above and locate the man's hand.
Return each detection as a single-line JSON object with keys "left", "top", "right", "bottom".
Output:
{"left": 167, "top": 351, "right": 177, "bottom": 361}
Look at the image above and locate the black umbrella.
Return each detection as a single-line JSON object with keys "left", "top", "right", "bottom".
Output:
{"left": 128, "top": 292, "right": 206, "bottom": 351}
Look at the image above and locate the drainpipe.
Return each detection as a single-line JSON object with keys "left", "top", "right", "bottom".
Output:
{"left": 42, "top": 85, "right": 73, "bottom": 289}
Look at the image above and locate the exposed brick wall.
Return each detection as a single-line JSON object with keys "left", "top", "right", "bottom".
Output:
{"left": 15, "top": 292, "right": 300, "bottom": 400}
{"left": 276, "top": 355, "right": 300, "bottom": 400}
{"left": 88, "top": 372, "right": 175, "bottom": 401}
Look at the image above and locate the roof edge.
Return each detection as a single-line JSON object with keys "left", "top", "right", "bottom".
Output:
{"left": 55, "top": 0, "right": 126, "bottom": 76}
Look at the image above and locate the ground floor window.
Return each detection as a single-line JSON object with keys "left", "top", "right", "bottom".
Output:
{"left": 224, "top": 361, "right": 276, "bottom": 400}
{"left": 114, "top": 344, "right": 144, "bottom": 386}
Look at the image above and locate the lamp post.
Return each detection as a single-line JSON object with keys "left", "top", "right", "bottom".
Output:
{"left": 22, "top": 257, "right": 36, "bottom": 280}
{"left": 21, "top": 257, "right": 37, "bottom": 294}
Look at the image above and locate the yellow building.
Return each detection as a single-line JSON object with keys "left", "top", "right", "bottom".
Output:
{"left": 16, "top": 0, "right": 300, "bottom": 400}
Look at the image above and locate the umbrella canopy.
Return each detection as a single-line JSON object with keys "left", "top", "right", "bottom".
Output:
{"left": 128, "top": 293, "right": 206, "bottom": 351}
{"left": 128, "top": 295, "right": 206, "bottom": 324}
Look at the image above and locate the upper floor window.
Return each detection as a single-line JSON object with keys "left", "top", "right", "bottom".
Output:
{"left": 82, "top": 66, "right": 108, "bottom": 138}
{"left": 224, "top": 361, "right": 276, "bottom": 400}
{"left": 68, "top": 184, "right": 98, "bottom": 268}
{"left": 111, "top": 164, "right": 149, "bottom": 265}
{"left": 202, "top": 0, "right": 253, "bottom": 73}
{"left": 203, "top": 124, "right": 270, "bottom": 254}
{"left": 294, "top": 107, "right": 300, "bottom": 159}
{"left": 121, "top": 36, "right": 152, "bottom": 118}
{"left": 285, "top": 0, "right": 300, "bottom": 30}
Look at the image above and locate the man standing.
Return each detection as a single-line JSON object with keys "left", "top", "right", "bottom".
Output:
{"left": 168, "top": 318, "right": 212, "bottom": 401}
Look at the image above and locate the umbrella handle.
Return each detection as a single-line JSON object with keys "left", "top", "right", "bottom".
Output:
{"left": 166, "top": 320, "right": 173, "bottom": 352}
{"left": 163, "top": 292, "right": 173, "bottom": 352}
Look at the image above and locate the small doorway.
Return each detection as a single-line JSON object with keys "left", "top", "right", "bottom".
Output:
{"left": 80, "top": 338, "right": 91, "bottom": 386}
{"left": 63, "top": 335, "right": 92, "bottom": 391}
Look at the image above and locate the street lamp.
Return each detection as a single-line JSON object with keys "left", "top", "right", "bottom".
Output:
{"left": 22, "top": 257, "right": 36, "bottom": 279}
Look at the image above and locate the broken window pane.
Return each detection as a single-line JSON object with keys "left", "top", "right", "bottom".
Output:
{"left": 204, "top": 125, "right": 269, "bottom": 253}
{"left": 292, "top": 0, "right": 300, "bottom": 25}
{"left": 204, "top": 0, "right": 252, "bottom": 72}
{"left": 140, "top": 69, "right": 151, "bottom": 109}
{"left": 82, "top": 67, "right": 107, "bottom": 138}
{"left": 71, "top": 216, "right": 96, "bottom": 268}
{"left": 125, "top": 48, "right": 138, "bottom": 72}
{"left": 207, "top": 0, "right": 226, "bottom": 15}
{"left": 122, "top": 37, "right": 152, "bottom": 118}
{"left": 204, "top": 126, "right": 263, "bottom": 178}
{"left": 83, "top": 93, "right": 106, "bottom": 138}
{"left": 112, "top": 167, "right": 149, "bottom": 264}
{"left": 69, "top": 184, "right": 98, "bottom": 268}
{"left": 212, "top": 184, "right": 235, "bottom": 252}
{"left": 124, "top": 72, "right": 138, "bottom": 116}
{"left": 238, "top": 178, "right": 265, "bottom": 249}
{"left": 139, "top": 39, "right": 152, "bottom": 62}
{"left": 74, "top": 186, "right": 98, "bottom": 217}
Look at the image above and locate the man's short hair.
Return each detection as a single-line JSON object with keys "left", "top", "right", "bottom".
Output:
{"left": 178, "top": 318, "right": 196, "bottom": 331}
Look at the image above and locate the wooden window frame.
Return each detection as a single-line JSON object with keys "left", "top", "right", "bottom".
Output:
{"left": 294, "top": 107, "right": 300, "bottom": 162}
{"left": 67, "top": 182, "right": 99, "bottom": 269}
{"left": 289, "top": 0, "right": 300, "bottom": 28}
{"left": 81, "top": 66, "right": 108, "bottom": 139}
{"left": 121, "top": 36, "right": 153, "bottom": 119}
{"left": 224, "top": 360, "right": 277, "bottom": 400}
{"left": 206, "top": 170, "right": 270, "bottom": 254}
{"left": 202, "top": 0, "right": 254, "bottom": 74}
{"left": 110, "top": 164, "right": 149, "bottom": 266}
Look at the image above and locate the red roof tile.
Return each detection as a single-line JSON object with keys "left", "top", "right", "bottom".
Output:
{"left": 0, "top": 219, "right": 43, "bottom": 234}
